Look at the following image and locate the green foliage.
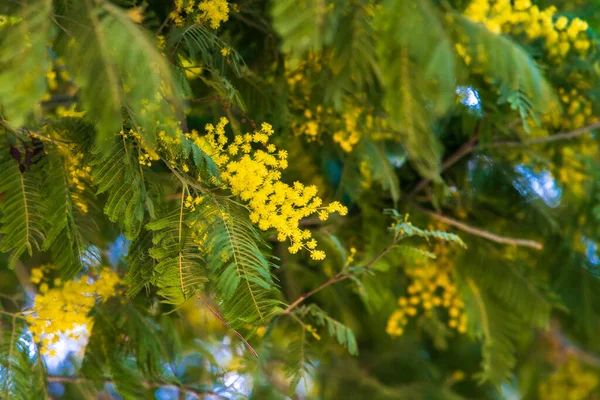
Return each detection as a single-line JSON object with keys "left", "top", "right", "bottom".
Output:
{"left": 168, "top": 23, "right": 247, "bottom": 108}
{"left": 42, "top": 148, "right": 87, "bottom": 279}
{"left": 57, "top": 0, "right": 183, "bottom": 148}
{"left": 1, "top": 0, "right": 600, "bottom": 398}
{"left": 463, "top": 278, "right": 524, "bottom": 385}
{"left": 271, "top": 0, "right": 327, "bottom": 64}
{"left": 0, "top": 315, "right": 47, "bottom": 400}
{"left": 0, "top": 147, "right": 46, "bottom": 269}
{"left": 195, "top": 197, "right": 283, "bottom": 327}
{"left": 88, "top": 139, "right": 153, "bottom": 240}
{"left": 303, "top": 304, "right": 358, "bottom": 355}
{"left": 146, "top": 205, "right": 205, "bottom": 305}
{"left": 386, "top": 209, "right": 467, "bottom": 247}
{"left": 456, "top": 14, "right": 555, "bottom": 113}
{"left": 359, "top": 139, "right": 401, "bottom": 205}
{"left": 0, "top": 0, "right": 54, "bottom": 126}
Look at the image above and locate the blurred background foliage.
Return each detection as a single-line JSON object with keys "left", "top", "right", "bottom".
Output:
{"left": 2, "top": 0, "right": 600, "bottom": 399}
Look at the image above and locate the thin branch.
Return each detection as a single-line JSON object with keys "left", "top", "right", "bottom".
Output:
{"left": 282, "top": 238, "right": 398, "bottom": 314}
{"left": 282, "top": 273, "right": 350, "bottom": 314}
{"left": 412, "top": 204, "right": 543, "bottom": 250}
{"left": 480, "top": 120, "right": 600, "bottom": 149}
{"left": 197, "top": 295, "right": 259, "bottom": 358}
{"left": 407, "top": 120, "right": 600, "bottom": 199}
{"left": 45, "top": 375, "right": 226, "bottom": 399}
{"left": 408, "top": 132, "right": 480, "bottom": 199}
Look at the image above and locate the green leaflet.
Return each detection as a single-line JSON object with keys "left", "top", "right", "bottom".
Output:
{"left": 456, "top": 14, "right": 556, "bottom": 114}
{"left": 360, "top": 139, "right": 401, "bottom": 205}
{"left": 303, "top": 304, "right": 359, "bottom": 355}
{"left": 386, "top": 209, "right": 467, "bottom": 248}
{"left": 0, "top": 315, "right": 47, "bottom": 400}
{"left": 42, "top": 147, "right": 88, "bottom": 279}
{"left": 146, "top": 207, "right": 206, "bottom": 305}
{"left": 0, "top": 0, "right": 54, "bottom": 127}
{"left": 195, "top": 197, "right": 283, "bottom": 328}
{"left": 271, "top": 0, "right": 328, "bottom": 65}
{"left": 463, "top": 279, "right": 523, "bottom": 386}
{"left": 0, "top": 149, "right": 46, "bottom": 269}
{"left": 374, "top": 0, "right": 455, "bottom": 181}
{"left": 57, "top": 0, "right": 184, "bottom": 149}
{"left": 89, "top": 139, "right": 152, "bottom": 241}
{"left": 124, "top": 229, "right": 156, "bottom": 298}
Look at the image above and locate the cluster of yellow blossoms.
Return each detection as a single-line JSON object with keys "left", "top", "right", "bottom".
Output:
{"left": 539, "top": 357, "right": 599, "bottom": 400}
{"left": 292, "top": 103, "right": 390, "bottom": 153}
{"left": 332, "top": 108, "right": 363, "bottom": 153}
{"left": 304, "top": 324, "right": 321, "bottom": 340}
{"left": 26, "top": 265, "right": 122, "bottom": 355}
{"left": 387, "top": 239, "right": 467, "bottom": 337}
{"left": 548, "top": 87, "right": 597, "bottom": 131}
{"left": 464, "top": 0, "right": 592, "bottom": 59}
{"left": 119, "top": 127, "right": 161, "bottom": 167}
{"left": 170, "top": 0, "right": 230, "bottom": 29}
{"left": 38, "top": 127, "right": 91, "bottom": 214}
{"left": 284, "top": 56, "right": 392, "bottom": 153}
{"left": 189, "top": 117, "right": 348, "bottom": 260}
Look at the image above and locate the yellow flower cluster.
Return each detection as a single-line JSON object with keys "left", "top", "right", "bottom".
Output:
{"left": 170, "top": 0, "right": 230, "bottom": 29}
{"left": 304, "top": 324, "right": 321, "bottom": 340}
{"left": 293, "top": 103, "right": 390, "bottom": 153}
{"left": 333, "top": 108, "right": 362, "bottom": 153}
{"left": 464, "top": 0, "right": 592, "bottom": 59}
{"left": 26, "top": 266, "right": 121, "bottom": 355}
{"left": 184, "top": 194, "right": 204, "bottom": 211}
{"left": 294, "top": 106, "right": 326, "bottom": 141}
{"left": 189, "top": 117, "right": 348, "bottom": 260}
{"left": 119, "top": 128, "right": 161, "bottom": 167}
{"left": 538, "top": 357, "right": 599, "bottom": 400}
{"left": 39, "top": 127, "right": 92, "bottom": 214}
{"left": 386, "top": 240, "right": 466, "bottom": 337}
{"left": 552, "top": 87, "right": 597, "bottom": 130}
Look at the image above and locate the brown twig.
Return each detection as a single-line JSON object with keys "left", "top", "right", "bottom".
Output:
{"left": 282, "top": 239, "right": 398, "bottom": 314}
{"left": 46, "top": 375, "right": 226, "bottom": 399}
{"left": 412, "top": 204, "right": 543, "bottom": 250}
{"left": 197, "top": 295, "right": 259, "bottom": 358}
{"left": 408, "top": 120, "right": 600, "bottom": 200}
{"left": 408, "top": 133, "right": 480, "bottom": 199}
{"left": 480, "top": 120, "right": 600, "bottom": 149}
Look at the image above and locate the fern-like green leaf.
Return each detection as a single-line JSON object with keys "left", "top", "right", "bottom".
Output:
{"left": 271, "top": 0, "right": 329, "bottom": 64}
{"left": 168, "top": 23, "right": 246, "bottom": 78}
{"left": 57, "top": 0, "right": 183, "bottom": 148}
{"left": 125, "top": 229, "right": 155, "bottom": 298}
{"left": 0, "top": 0, "right": 54, "bottom": 126}
{"left": 385, "top": 209, "right": 467, "bottom": 248}
{"left": 463, "top": 278, "right": 523, "bottom": 385}
{"left": 374, "top": 0, "right": 456, "bottom": 180}
{"left": 89, "top": 139, "right": 152, "bottom": 240}
{"left": 456, "top": 14, "right": 555, "bottom": 113}
{"left": 360, "top": 139, "right": 400, "bottom": 205}
{"left": 303, "top": 304, "right": 359, "bottom": 355}
{"left": 195, "top": 197, "right": 283, "bottom": 328}
{"left": 146, "top": 203, "right": 206, "bottom": 305}
{"left": 0, "top": 149, "right": 46, "bottom": 269}
{"left": 0, "top": 315, "right": 47, "bottom": 400}
{"left": 284, "top": 329, "right": 315, "bottom": 395}
{"left": 42, "top": 147, "right": 89, "bottom": 279}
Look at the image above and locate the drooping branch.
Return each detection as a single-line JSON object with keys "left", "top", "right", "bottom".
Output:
{"left": 412, "top": 204, "right": 543, "bottom": 250}
{"left": 481, "top": 120, "right": 600, "bottom": 149}
{"left": 408, "top": 132, "right": 480, "bottom": 198}
{"left": 198, "top": 295, "right": 259, "bottom": 358}
{"left": 282, "top": 237, "right": 399, "bottom": 314}
{"left": 45, "top": 375, "right": 227, "bottom": 399}
{"left": 407, "top": 120, "right": 600, "bottom": 199}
